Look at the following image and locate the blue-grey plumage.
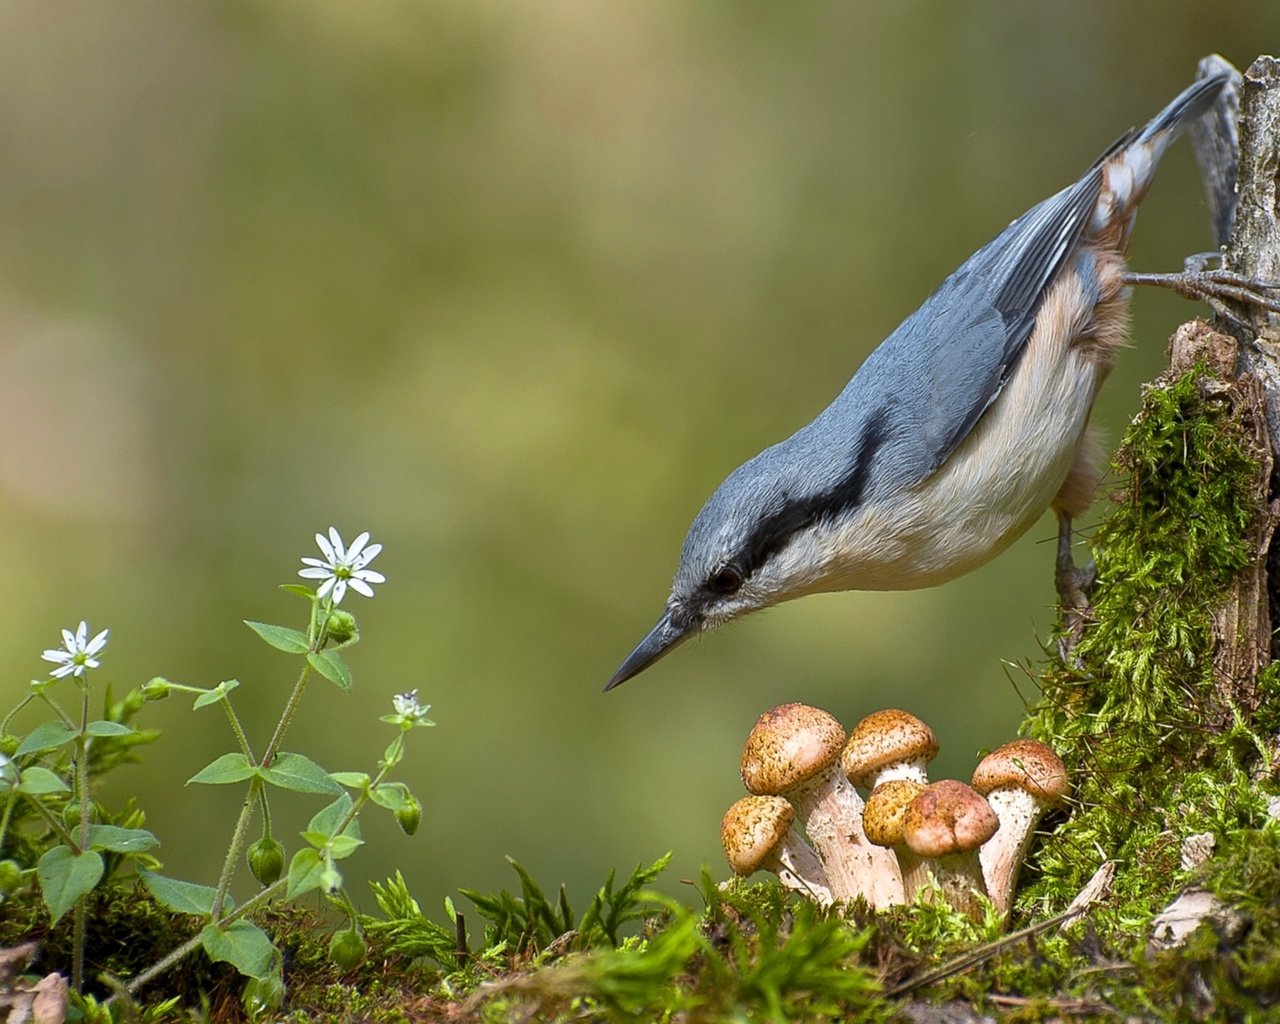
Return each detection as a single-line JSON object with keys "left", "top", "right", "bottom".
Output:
{"left": 607, "top": 72, "right": 1230, "bottom": 691}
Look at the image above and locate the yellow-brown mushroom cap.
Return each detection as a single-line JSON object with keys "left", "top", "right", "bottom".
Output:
{"left": 971, "top": 740, "right": 1070, "bottom": 806}
{"left": 862, "top": 779, "right": 925, "bottom": 847}
{"left": 840, "top": 709, "right": 939, "bottom": 788}
{"left": 721, "top": 795, "right": 796, "bottom": 875}
{"left": 903, "top": 780, "right": 999, "bottom": 858}
{"left": 740, "top": 703, "right": 847, "bottom": 795}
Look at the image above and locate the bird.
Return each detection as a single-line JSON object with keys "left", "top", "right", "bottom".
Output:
{"left": 607, "top": 70, "right": 1251, "bottom": 691}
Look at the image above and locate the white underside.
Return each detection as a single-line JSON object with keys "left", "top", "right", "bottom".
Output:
{"left": 796, "top": 268, "right": 1107, "bottom": 592}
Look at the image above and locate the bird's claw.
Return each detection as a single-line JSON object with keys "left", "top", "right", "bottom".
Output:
{"left": 1123, "top": 267, "right": 1280, "bottom": 330}
{"left": 1055, "top": 556, "right": 1097, "bottom": 663}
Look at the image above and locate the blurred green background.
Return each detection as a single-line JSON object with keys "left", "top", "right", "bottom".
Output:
{"left": 1, "top": 2, "right": 1275, "bottom": 913}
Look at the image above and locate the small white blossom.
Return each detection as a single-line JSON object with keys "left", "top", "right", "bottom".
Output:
{"left": 393, "top": 689, "right": 423, "bottom": 718}
{"left": 383, "top": 688, "right": 434, "bottom": 729}
{"left": 299, "top": 527, "right": 385, "bottom": 604}
{"left": 41, "top": 621, "right": 109, "bottom": 680}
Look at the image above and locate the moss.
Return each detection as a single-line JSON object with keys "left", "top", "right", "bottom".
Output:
{"left": 1022, "top": 360, "right": 1274, "bottom": 916}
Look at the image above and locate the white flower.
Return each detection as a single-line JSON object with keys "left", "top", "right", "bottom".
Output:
{"left": 41, "top": 620, "right": 110, "bottom": 680}
{"left": 299, "top": 527, "right": 385, "bottom": 604}
{"left": 393, "top": 689, "right": 423, "bottom": 718}
{"left": 382, "top": 688, "right": 434, "bottom": 729}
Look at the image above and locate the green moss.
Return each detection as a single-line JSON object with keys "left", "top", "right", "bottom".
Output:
{"left": 1022, "top": 361, "right": 1274, "bottom": 916}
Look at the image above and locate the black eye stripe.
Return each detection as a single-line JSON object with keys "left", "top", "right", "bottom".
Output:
{"left": 737, "top": 413, "right": 889, "bottom": 576}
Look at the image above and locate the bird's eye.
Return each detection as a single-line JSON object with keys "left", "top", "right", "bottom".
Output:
{"left": 708, "top": 565, "right": 744, "bottom": 595}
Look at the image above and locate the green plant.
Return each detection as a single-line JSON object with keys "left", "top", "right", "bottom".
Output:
{"left": 0, "top": 527, "right": 435, "bottom": 1014}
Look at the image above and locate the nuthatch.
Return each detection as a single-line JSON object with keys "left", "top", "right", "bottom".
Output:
{"left": 607, "top": 72, "right": 1240, "bottom": 690}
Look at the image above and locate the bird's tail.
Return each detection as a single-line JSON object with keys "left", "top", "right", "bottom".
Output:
{"left": 1090, "top": 71, "right": 1232, "bottom": 237}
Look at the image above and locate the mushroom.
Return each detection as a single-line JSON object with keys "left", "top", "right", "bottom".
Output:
{"left": 902, "top": 779, "right": 999, "bottom": 920}
{"left": 970, "top": 739, "right": 1070, "bottom": 917}
{"left": 841, "top": 709, "right": 939, "bottom": 791}
{"left": 741, "top": 703, "right": 902, "bottom": 905}
{"left": 720, "top": 795, "right": 833, "bottom": 905}
{"left": 861, "top": 778, "right": 928, "bottom": 904}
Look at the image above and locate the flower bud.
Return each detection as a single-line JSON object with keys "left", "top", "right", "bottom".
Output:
{"left": 247, "top": 836, "right": 285, "bottom": 886}
{"left": 141, "top": 678, "right": 172, "bottom": 701}
{"left": 0, "top": 860, "right": 22, "bottom": 898}
{"left": 395, "top": 796, "right": 422, "bottom": 837}
{"left": 325, "top": 610, "right": 358, "bottom": 645}
{"left": 328, "top": 928, "right": 367, "bottom": 969}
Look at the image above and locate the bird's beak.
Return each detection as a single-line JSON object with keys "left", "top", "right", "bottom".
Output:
{"left": 604, "top": 607, "right": 695, "bottom": 691}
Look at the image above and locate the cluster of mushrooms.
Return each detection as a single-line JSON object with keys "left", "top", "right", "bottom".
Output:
{"left": 720, "top": 705, "right": 1069, "bottom": 921}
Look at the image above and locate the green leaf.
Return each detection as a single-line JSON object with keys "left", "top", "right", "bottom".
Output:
{"left": 140, "top": 870, "right": 230, "bottom": 916}
{"left": 200, "top": 920, "right": 276, "bottom": 980}
{"left": 188, "top": 752, "right": 257, "bottom": 786}
{"left": 370, "top": 782, "right": 413, "bottom": 813}
{"left": 193, "top": 679, "right": 240, "bottom": 710}
{"left": 260, "top": 752, "right": 341, "bottom": 795}
{"left": 329, "top": 771, "right": 370, "bottom": 790}
{"left": 18, "top": 766, "right": 70, "bottom": 794}
{"left": 307, "top": 650, "right": 352, "bottom": 692}
{"left": 87, "top": 824, "right": 159, "bottom": 853}
{"left": 38, "top": 846, "right": 104, "bottom": 924}
{"left": 243, "top": 621, "right": 310, "bottom": 654}
{"left": 279, "top": 584, "right": 317, "bottom": 600}
{"left": 325, "top": 834, "right": 362, "bottom": 860}
{"left": 15, "top": 721, "right": 78, "bottom": 756}
{"left": 308, "top": 795, "right": 361, "bottom": 842}
{"left": 299, "top": 831, "right": 363, "bottom": 859}
{"left": 286, "top": 848, "right": 325, "bottom": 899}
{"left": 85, "top": 720, "right": 133, "bottom": 738}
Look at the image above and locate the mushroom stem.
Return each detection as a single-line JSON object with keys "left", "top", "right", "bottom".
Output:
{"left": 795, "top": 773, "right": 903, "bottom": 907}
{"left": 721, "top": 795, "right": 834, "bottom": 905}
{"left": 971, "top": 740, "right": 1070, "bottom": 918}
{"left": 740, "top": 703, "right": 900, "bottom": 907}
{"left": 903, "top": 780, "right": 999, "bottom": 921}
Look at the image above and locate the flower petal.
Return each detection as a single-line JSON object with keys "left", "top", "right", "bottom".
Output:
{"left": 51, "top": 663, "right": 76, "bottom": 679}
{"left": 328, "top": 527, "right": 347, "bottom": 560}
{"left": 300, "top": 557, "right": 331, "bottom": 569}
{"left": 348, "top": 579, "right": 374, "bottom": 598}
{"left": 353, "top": 569, "right": 385, "bottom": 585}
{"left": 75, "top": 622, "right": 89, "bottom": 648}
{"left": 299, "top": 567, "right": 334, "bottom": 580}
{"left": 316, "top": 576, "right": 336, "bottom": 598}
{"left": 61, "top": 628, "right": 76, "bottom": 649}
{"left": 330, "top": 579, "right": 349, "bottom": 604}
{"left": 353, "top": 543, "right": 382, "bottom": 569}
{"left": 86, "top": 629, "right": 109, "bottom": 655}
{"left": 42, "top": 650, "right": 70, "bottom": 664}
{"left": 315, "top": 532, "right": 337, "bottom": 563}
{"left": 345, "top": 532, "right": 370, "bottom": 561}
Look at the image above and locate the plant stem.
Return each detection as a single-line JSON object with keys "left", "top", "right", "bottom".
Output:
{"left": 0, "top": 692, "right": 36, "bottom": 736}
{"left": 0, "top": 790, "right": 14, "bottom": 853}
{"left": 24, "top": 796, "right": 78, "bottom": 847}
{"left": 221, "top": 697, "right": 256, "bottom": 762}
{"left": 120, "top": 873, "right": 291, "bottom": 997}
{"left": 210, "top": 778, "right": 261, "bottom": 924}
{"left": 71, "top": 681, "right": 91, "bottom": 993}
{"left": 260, "top": 653, "right": 318, "bottom": 771}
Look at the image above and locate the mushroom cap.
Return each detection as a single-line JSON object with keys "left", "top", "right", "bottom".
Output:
{"left": 903, "top": 780, "right": 999, "bottom": 858}
{"left": 862, "top": 779, "right": 925, "bottom": 847}
{"left": 971, "top": 739, "right": 1070, "bottom": 806}
{"left": 721, "top": 795, "right": 796, "bottom": 875}
{"left": 840, "top": 708, "right": 939, "bottom": 788}
{"left": 741, "top": 703, "right": 847, "bottom": 795}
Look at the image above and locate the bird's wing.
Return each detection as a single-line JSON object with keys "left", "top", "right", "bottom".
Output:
{"left": 844, "top": 161, "right": 1107, "bottom": 491}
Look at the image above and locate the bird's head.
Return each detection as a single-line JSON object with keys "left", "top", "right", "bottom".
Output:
{"left": 606, "top": 432, "right": 867, "bottom": 690}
